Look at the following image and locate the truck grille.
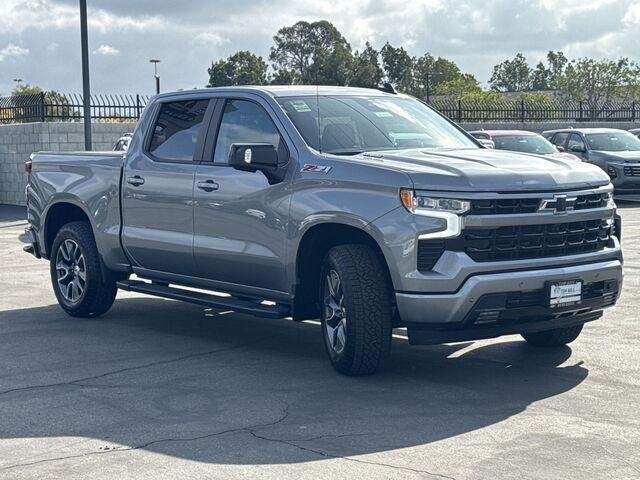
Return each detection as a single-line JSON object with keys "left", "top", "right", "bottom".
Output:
{"left": 452, "top": 219, "right": 611, "bottom": 262}
{"left": 469, "top": 192, "right": 609, "bottom": 215}
{"left": 623, "top": 165, "right": 640, "bottom": 176}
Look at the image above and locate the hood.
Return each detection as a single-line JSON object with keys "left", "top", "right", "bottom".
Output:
{"left": 591, "top": 150, "right": 640, "bottom": 163}
{"left": 352, "top": 148, "right": 610, "bottom": 192}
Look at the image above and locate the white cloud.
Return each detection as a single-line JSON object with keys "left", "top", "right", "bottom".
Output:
{"left": 0, "top": 43, "right": 29, "bottom": 61}
{"left": 192, "top": 31, "right": 229, "bottom": 47}
{"left": 93, "top": 44, "right": 119, "bottom": 56}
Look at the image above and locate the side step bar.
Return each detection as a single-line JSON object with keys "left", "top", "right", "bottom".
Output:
{"left": 116, "top": 279, "right": 290, "bottom": 319}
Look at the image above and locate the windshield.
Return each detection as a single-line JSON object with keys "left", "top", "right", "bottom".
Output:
{"left": 493, "top": 135, "right": 557, "bottom": 155}
{"left": 276, "top": 95, "right": 477, "bottom": 155}
{"left": 586, "top": 132, "right": 640, "bottom": 152}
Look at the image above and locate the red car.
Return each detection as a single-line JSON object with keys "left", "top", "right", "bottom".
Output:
{"left": 469, "top": 130, "right": 581, "bottom": 161}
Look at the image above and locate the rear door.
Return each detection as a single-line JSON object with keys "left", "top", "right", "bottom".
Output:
{"left": 121, "top": 96, "right": 213, "bottom": 275}
{"left": 192, "top": 95, "right": 292, "bottom": 296}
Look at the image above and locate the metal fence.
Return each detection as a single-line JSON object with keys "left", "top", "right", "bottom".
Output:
{"left": 0, "top": 93, "right": 150, "bottom": 124}
{"left": 429, "top": 98, "right": 639, "bottom": 123}
{"left": 1, "top": 92, "right": 639, "bottom": 124}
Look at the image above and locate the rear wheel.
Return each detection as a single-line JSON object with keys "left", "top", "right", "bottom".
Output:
{"left": 50, "top": 222, "right": 117, "bottom": 318}
{"left": 320, "top": 244, "right": 393, "bottom": 375}
{"left": 521, "top": 324, "right": 583, "bottom": 347}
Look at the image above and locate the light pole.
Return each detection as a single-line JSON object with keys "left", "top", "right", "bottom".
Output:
{"left": 79, "top": 0, "right": 92, "bottom": 150}
{"left": 424, "top": 71, "right": 441, "bottom": 104}
{"left": 150, "top": 59, "right": 160, "bottom": 94}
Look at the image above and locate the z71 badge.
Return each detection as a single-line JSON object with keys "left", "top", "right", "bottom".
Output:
{"left": 301, "top": 164, "right": 332, "bottom": 174}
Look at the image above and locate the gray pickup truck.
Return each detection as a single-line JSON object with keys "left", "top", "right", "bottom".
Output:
{"left": 24, "top": 86, "right": 623, "bottom": 375}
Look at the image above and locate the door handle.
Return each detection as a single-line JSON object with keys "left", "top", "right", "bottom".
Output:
{"left": 197, "top": 179, "right": 219, "bottom": 192}
{"left": 126, "top": 175, "right": 145, "bottom": 187}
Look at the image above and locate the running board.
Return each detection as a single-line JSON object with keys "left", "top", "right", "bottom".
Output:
{"left": 116, "top": 280, "right": 290, "bottom": 319}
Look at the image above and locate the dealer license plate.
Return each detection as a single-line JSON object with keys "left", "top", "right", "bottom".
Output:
{"left": 549, "top": 280, "right": 582, "bottom": 308}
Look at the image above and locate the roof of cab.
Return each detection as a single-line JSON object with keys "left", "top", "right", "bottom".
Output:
{"left": 152, "top": 85, "right": 396, "bottom": 100}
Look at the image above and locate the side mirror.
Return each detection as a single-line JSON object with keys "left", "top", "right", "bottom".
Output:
{"left": 569, "top": 144, "right": 586, "bottom": 153}
{"left": 556, "top": 145, "right": 565, "bottom": 152}
{"left": 478, "top": 139, "right": 495, "bottom": 149}
{"left": 228, "top": 143, "right": 284, "bottom": 184}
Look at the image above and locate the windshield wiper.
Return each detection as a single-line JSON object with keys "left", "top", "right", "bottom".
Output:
{"left": 328, "top": 150, "right": 365, "bottom": 156}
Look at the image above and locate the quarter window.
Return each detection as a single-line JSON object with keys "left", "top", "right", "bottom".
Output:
{"left": 213, "top": 100, "right": 283, "bottom": 164}
{"left": 148, "top": 99, "right": 209, "bottom": 161}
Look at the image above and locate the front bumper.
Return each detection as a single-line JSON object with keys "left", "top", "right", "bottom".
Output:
{"left": 396, "top": 259, "right": 622, "bottom": 343}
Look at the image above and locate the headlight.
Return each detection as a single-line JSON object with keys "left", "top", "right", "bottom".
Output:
{"left": 400, "top": 189, "right": 470, "bottom": 215}
{"left": 605, "top": 191, "right": 616, "bottom": 208}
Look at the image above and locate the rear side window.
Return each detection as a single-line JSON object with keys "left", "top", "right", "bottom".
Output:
{"left": 148, "top": 99, "right": 209, "bottom": 161}
{"left": 213, "top": 100, "right": 283, "bottom": 164}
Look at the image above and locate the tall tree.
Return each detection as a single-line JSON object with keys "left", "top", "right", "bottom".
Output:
{"left": 559, "top": 57, "right": 639, "bottom": 108}
{"left": 380, "top": 43, "right": 415, "bottom": 93}
{"left": 350, "top": 42, "right": 383, "bottom": 88}
{"left": 489, "top": 53, "right": 532, "bottom": 92}
{"left": 269, "top": 20, "right": 353, "bottom": 85}
{"left": 207, "top": 51, "right": 267, "bottom": 87}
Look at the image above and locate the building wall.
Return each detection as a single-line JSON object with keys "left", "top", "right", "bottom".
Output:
{"left": 0, "top": 122, "right": 135, "bottom": 205}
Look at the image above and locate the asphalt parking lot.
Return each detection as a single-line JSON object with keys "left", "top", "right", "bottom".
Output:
{"left": 0, "top": 203, "right": 639, "bottom": 480}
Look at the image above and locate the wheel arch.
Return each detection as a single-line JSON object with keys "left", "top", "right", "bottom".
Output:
{"left": 43, "top": 199, "right": 95, "bottom": 259}
{"left": 292, "top": 220, "right": 394, "bottom": 321}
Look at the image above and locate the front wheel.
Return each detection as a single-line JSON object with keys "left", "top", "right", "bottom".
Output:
{"left": 50, "top": 221, "right": 117, "bottom": 318}
{"left": 320, "top": 244, "right": 393, "bottom": 375}
{"left": 521, "top": 324, "right": 584, "bottom": 347}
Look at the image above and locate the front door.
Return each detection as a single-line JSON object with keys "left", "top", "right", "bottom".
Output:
{"left": 121, "top": 97, "right": 211, "bottom": 275}
{"left": 193, "top": 97, "right": 291, "bottom": 295}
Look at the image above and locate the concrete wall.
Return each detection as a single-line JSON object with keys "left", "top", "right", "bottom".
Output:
{"left": 0, "top": 122, "right": 135, "bottom": 205}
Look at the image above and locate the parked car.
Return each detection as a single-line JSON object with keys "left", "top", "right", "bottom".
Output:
{"left": 543, "top": 127, "right": 640, "bottom": 194}
{"left": 468, "top": 131, "right": 495, "bottom": 149}
{"left": 469, "top": 130, "right": 580, "bottom": 161}
{"left": 629, "top": 128, "right": 640, "bottom": 139}
{"left": 23, "top": 86, "right": 622, "bottom": 375}
{"left": 113, "top": 133, "right": 133, "bottom": 152}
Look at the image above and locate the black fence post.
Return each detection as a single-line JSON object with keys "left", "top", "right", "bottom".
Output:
{"left": 520, "top": 99, "right": 525, "bottom": 123}
{"left": 579, "top": 101, "right": 583, "bottom": 122}
{"left": 39, "top": 92, "right": 46, "bottom": 122}
{"left": 136, "top": 94, "right": 141, "bottom": 119}
{"left": 632, "top": 101, "right": 636, "bottom": 122}
{"left": 457, "top": 99, "right": 462, "bottom": 123}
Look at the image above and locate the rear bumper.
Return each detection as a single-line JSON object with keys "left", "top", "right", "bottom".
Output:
{"left": 396, "top": 259, "right": 622, "bottom": 343}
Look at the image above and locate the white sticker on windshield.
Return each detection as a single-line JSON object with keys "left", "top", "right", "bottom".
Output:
{"left": 290, "top": 100, "right": 311, "bottom": 113}
{"left": 374, "top": 111, "right": 393, "bottom": 117}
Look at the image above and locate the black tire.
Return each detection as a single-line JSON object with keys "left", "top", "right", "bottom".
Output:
{"left": 521, "top": 324, "right": 583, "bottom": 347}
{"left": 50, "top": 221, "right": 117, "bottom": 318}
{"left": 320, "top": 244, "right": 393, "bottom": 375}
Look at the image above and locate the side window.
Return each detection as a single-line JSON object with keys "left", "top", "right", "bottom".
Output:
{"left": 551, "top": 132, "right": 569, "bottom": 147}
{"left": 213, "top": 99, "right": 282, "bottom": 164}
{"left": 567, "top": 133, "right": 586, "bottom": 151}
{"left": 148, "top": 99, "right": 209, "bottom": 161}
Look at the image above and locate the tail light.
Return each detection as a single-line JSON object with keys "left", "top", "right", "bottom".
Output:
{"left": 24, "top": 160, "right": 32, "bottom": 208}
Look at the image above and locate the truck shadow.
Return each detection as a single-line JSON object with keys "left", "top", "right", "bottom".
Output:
{"left": 0, "top": 297, "right": 588, "bottom": 466}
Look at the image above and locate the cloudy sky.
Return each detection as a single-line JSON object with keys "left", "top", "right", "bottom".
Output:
{"left": 1, "top": 0, "right": 639, "bottom": 96}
